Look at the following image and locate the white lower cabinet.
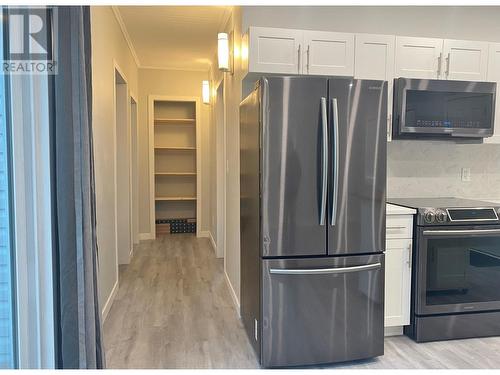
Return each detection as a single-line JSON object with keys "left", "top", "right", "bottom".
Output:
{"left": 385, "top": 206, "right": 414, "bottom": 336}
{"left": 385, "top": 238, "right": 411, "bottom": 328}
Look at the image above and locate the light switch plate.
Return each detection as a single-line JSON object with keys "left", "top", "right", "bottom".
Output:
{"left": 461, "top": 167, "right": 471, "bottom": 182}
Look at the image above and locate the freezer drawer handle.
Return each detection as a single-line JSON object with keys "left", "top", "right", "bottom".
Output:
{"left": 269, "top": 262, "right": 381, "bottom": 275}
{"left": 423, "top": 229, "right": 500, "bottom": 236}
{"left": 330, "top": 98, "right": 339, "bottom": 226}
{"left": 320, "top": 97, "right": 328, "bottom": 225}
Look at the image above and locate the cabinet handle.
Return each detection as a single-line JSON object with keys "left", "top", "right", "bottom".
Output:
{"left": 407, "top": 243, "right": 412, "bottom": 269}
{"left": 307, "top": 45, "right": 310, "bottom": 73}
{"left": 445, "top": 52, "right": 451, "bottom": 77}
{"left": 437, "top": 52, "right": 442, "bottom": 78}
{"left": 298, "top": 44, "right": 301, "bottom": 74}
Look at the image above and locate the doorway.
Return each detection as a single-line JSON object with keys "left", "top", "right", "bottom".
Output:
{"left": 215, "top": 80, "right": 226, "bottom": 259}
{"left": 130, "top": 96, "right": 139, "bottom": 246}
{"left": 114, "top": 68, "right": 132, "bottom": 265}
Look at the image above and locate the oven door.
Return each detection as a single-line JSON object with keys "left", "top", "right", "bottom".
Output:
{"left": 416, "top": 225, "right": 500, "bottom": 315}
{"left": 393, "top": 78, "right": 496, "bottom": 139}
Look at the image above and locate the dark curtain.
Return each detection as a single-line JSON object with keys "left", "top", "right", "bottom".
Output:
{"left": 53, "top": 6, "right": 105, "bottom": 369}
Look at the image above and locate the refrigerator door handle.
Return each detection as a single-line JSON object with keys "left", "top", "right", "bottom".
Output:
{"left": 269, "top": 262, "right": 381, "bottom": 275}
{"left": 320, "top": 97, "right": 328, "bottom": 226}
{"left": 330, "top": 98, "right": 339, "bottom": 226}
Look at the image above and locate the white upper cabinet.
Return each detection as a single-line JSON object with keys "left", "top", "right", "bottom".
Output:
{"left": 248, "top": 27, "right": 303, "bottom": 74}
{"left": 303, "top": 31, "right": 354, "bottom": 76}
{"left": 395, "top": 36, "right": 443, "bottom": 79}
{"left": 442, "top": 39, "right": 489, "bottom": 81}
{"left": 354, "top": 34, "right": 395, "bottom": 141}
{"left": 485, "top": 43, "right": 500, "bottom": 144}
{"left": 247, "top": 27, "right": 354, "bottom": 76}
{"left": 247, "top": 27, "right": 494, "bottom": 86}
{"left": 355, "top": 34, "right": 395, "bottom": 80}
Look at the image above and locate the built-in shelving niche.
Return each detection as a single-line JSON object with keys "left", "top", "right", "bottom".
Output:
{"left": 153, "top": 101, "right": 197, "bottom": 235}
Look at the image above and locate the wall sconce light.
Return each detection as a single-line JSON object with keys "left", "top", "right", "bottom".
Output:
{"left": 218, "top": 32, "right": 232, "bottom": 73}
{"left": 202, "top": 80, "right": 210, "bottom": 104}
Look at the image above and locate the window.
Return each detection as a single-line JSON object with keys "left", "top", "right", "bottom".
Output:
{"left": 0, "top": 15, "right": 17, "bottom": 368}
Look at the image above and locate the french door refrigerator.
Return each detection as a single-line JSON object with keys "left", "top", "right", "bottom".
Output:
{"left": 240, "top": 76, "right": 387, "bottom": 368}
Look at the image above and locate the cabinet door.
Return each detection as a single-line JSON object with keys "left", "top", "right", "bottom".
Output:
{"left": 248, "top": 26, "right": 303, "bottom": 74}
{"left": 385, "top": 238, "right": 411, "bottom": 327}
{"left": 355, "top": 34, "right": 395, "bottom": 141}
{"left": 485, "top": 43, "right": 500, "bottom": 144}
{"left": 395, "top": 36, "right": 443, "bottom": 79}
{"left": 303, "top": 31, "right": 354, "bottom": 76}
{"left": 442, "top": 39, "right": 489, "bottom": 81}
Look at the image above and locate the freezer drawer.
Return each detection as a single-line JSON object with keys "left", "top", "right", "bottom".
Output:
{"left": 261, "top": 254, "right": 384, "bottom": 367}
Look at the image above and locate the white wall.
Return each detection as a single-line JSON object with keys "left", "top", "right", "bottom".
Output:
{"left": 209, "top": 7, "right": 244, "bottom": 305}
{"left": 137, "top": 68, "right": 212, "bottom": 236}
{"left": 91, "top": 6, "right": 139, "bottom": 315}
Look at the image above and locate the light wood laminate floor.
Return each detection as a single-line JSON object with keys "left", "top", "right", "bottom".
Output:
{"left": 104, "top": 234, "right": 500, "bottom": 369}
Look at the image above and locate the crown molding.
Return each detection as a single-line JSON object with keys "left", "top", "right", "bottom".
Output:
{"left": 111, "top": 6, "right": 141, "bottom": 68}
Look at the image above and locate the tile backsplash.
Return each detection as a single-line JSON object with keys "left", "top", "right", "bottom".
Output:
{"left": 387, "top": 141, "right": 500, "bottom": 201}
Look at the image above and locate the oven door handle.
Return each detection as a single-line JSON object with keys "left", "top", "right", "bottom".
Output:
{"left": 423, "top": 229, "right": 500, "bottom": 236}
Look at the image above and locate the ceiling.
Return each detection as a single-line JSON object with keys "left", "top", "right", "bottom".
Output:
{"left": 116, "top": 6, "right": 231, "bottom": 71}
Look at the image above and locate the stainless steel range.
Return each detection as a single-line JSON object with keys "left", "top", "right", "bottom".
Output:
{"left": 388, "top": 197, "right": 500, "bottom": 342}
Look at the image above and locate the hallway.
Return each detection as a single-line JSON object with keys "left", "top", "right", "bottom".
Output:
{"left": 103, "top": 235, "right": 258, "bottom": 368}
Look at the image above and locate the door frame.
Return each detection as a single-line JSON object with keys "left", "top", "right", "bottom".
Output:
{"left": 148, "top": 95, "right": 201, "bottom": 239}
{"left": 215, "top": 79, "right": 226, "bottom": 259}
{"left": 113, "top": 61, "right": 133, "bottom": 265}
{"left": 130, "top": 94, "right": 139, "bottom": 246}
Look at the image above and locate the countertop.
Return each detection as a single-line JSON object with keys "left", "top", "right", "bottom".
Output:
{"left": 386, "top": 203, "right": 416, "bottom": 215}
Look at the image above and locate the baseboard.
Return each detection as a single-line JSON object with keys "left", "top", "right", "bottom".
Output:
{"left": 102, "top": 280, "right": 119, "bottom": 321}
{"left": 384, "top": 326, "right": 404, "bottom": 337}
{"left": 197, "top": 230, "right": 210, "bottom": 238}
{"left": 224, "top": 270, "right": 241, "bottom": 317}
{"left": 139, "top": 232, "right": 154, "bottom": 241}
{"left": 209, "top": 231, "right": 217, "bottom": 253}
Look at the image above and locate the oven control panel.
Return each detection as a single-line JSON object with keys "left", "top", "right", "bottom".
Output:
{"left": 418, "top": 207, "right": 500, "bottom": 226}
{"left": 422, "top": 209, "right": 448, "bottom": 224}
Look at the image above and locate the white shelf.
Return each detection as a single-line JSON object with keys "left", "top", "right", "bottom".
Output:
{"left": 155, "top": 172, "right": 196, "bottom": 176}
{"left": 155, "top": 118, "right": 196, "bottom": 125}
{"left": 154, "top": 146, "right": 196, "bottom": 151}
{"left": 155, "top": 196, "right": 197, "bottom": 201}
{"left": 153, "top": 101, "right": 198, "bottom": 223}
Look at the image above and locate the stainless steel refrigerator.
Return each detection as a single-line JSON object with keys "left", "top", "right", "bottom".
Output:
{"left": 240, "top": 76, "right": 387, "bottom": 367}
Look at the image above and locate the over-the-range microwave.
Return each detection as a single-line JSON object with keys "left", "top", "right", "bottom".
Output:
{"left": 392, "top": 78, "right": 497, "bottom": 139}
